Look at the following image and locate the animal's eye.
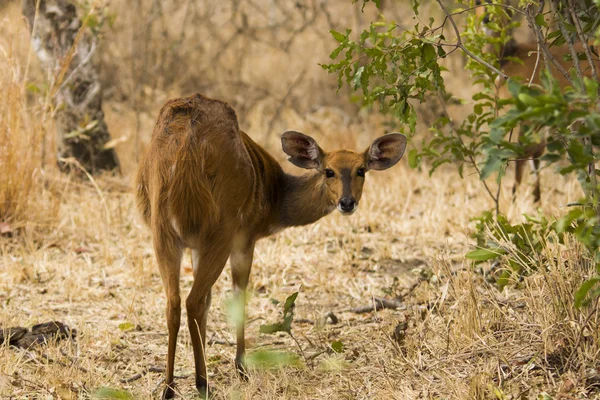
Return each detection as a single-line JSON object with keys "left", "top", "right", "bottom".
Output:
{"left": 325, "top": 169, "right": 335, "bottom": 178}
{"left": 357, "top": 168, "right": 366, "bottom": 177}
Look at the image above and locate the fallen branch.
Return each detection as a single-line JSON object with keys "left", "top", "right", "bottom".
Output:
{"left": 121, "top": 366, "right": 182, "bottom": 384}
{"left": 350, "top": 297, "right": 403, "bottom": 314}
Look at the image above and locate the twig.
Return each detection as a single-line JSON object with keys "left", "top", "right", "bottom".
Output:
{"left": 288, "top": 331, "right": 310, "bottom": 368}
{"left": 4, "top": 372, "right": 58, "bottom": 399}
{"left": 54, "top": 40, "right": 97, "bottom": 97}
{"left": 120, "top": 366, "right": 166, "bottom": 383}
{"left": 567, "top": 0, "right": 598, "bottom": 84}
{"left": 266, "top": 69, "right": 306, "bottom": 138}
{"left": 435, "top": 0, "right": 508, "bottom": 80}
{"left": 59, "top": 348, "right": 88, "bottom": 373}
{"left": 550, "top": 0, "right": 583, "bottom": 84}
{"left": 566, "top": 297, "right": 600, "bottom": 368}
{"left": 435, "top": 90, "right": 499, "bottom": 210}
{"left": 350, "top": 297, "right": 403, "bottom": 314}
{"left": 282, "top": 0, "right": 319, "bottom": 51}
{"left": 524, "top": 4, "right": 570, "bottom": 82}
{"left": 306, "top": 349, "right": 328, "bottom": 361}
{"left": 58, "top": 157, "right": 111, "bottom": 224}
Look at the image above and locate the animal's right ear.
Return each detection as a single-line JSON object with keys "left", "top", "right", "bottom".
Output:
{"left": 365, "top": 133, "right": 407, "bottom": 171}
{"left": 281, "top": 131, "right": 325, "bottom": 170}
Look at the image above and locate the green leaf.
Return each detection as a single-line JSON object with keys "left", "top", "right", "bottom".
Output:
{"left": 480, "top": 154, "right": 505, "bottom": 180}
{"left": 245, "top": 349, "right": 301, "bottom": 369}
{"left": 92, "top": 387, "right": 134, "bottom": 400}
{"left": 496, "top": 270, "right": 511, "bottom": 290}
{"left": 534, "top": 13, "right": 547, "bottom": 27}
{"left": 118, "top": 322, "right": 135, "bottom": 332}
{"left": 330, "top": 30, "right": 347, "bottom": 43}
{"left": 465, "top": 248, "right": 506, "bottom": 261}
{"left": 575, "top": 276, "right": 600, "bottom": 308}
{"left": 331, "top": 340, "right": 344, "bottom": 353}
{"left": 259, "top": 323, "right": 286, "bottom": 334}
{"left": 283, "top": 292, "right": 299, "bottom": 315}
{"left": 353, "top": 66, "right": 365, "bottom": 90}
{"left": 260, "top": 291, "right": 299, "bottom": 334}
{"left": 422, "top": 43, "right": 436, "bottom": 63}
{"left": 25, "top": 82, "right": 41, "bottom": 94}
{"left": 407, "top": 148, "right": 419, "bottom": 168}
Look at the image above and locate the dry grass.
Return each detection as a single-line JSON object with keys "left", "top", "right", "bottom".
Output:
{"left": 0, "top": 11, "right": 48, "bottom": 230}
{"left": 1, "top": 151, "right": 596, "bottom": 399}
{"left": 1, "top": 0, "right": 599, "bottom": 399}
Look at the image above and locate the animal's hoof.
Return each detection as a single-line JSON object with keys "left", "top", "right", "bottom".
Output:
{"left": 161, "top": 384, "right": 176, "bottom": 400}
{"left": 196, "top": 376, "right": 211, "bottom": 399}
{"left": 235, "top": 359, "right": 248, "bottom": 381}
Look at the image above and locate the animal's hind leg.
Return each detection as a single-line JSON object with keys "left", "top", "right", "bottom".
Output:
{"left": 153, "top": 233, "right": 182, "bottom": 400}
{"left": 513, "top": 158, "right": 526, "bottom": 202}
{"left": 531, "top": 158, "right": 541, "bottom": 203}
{"left": 187, "top": 237, "right": 232, "bottom": 396}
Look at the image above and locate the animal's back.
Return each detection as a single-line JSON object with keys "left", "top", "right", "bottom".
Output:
{"left": 501, "top": 42, "right": 599, "bottom": 87}
{"left": 136, "top": 94, "right": 254, "bottom": 242}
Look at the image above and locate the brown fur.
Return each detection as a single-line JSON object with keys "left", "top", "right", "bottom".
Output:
{"left": 136, "top": 94, "right": 406, "bottom": 398}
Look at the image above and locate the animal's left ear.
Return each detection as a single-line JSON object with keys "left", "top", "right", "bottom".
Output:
{"left": 281, "top": 130, "right": 325, "bottom": 170}
{"left": 364, "top": 133, "right": 407, "bottom": 171}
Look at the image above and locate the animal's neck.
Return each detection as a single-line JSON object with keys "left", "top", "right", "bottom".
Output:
{"left": 276, "top": 171, "right": 334, "bottom": 228}
{"left": 239, "top": 132, "right": 334, "bottom": 233}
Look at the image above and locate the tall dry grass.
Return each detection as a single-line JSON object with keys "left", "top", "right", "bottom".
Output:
{"left": 0, "top": 9, "right": 48, "bottom": 231}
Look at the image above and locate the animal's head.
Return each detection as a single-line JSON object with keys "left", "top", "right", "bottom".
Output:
{"left": 281, "top": 131, "right": 407, "bottom": 215}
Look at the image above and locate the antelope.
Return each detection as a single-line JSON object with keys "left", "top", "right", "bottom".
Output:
{"left": 136, "top": 93, "right": 406, "bottom": 398}
{"left": 475, "top": 0, "right": 599, "bottom": 202}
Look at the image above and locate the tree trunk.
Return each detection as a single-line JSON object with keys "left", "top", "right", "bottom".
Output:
{"left": 22, "top": 0, "right": 119, "bottom": 174}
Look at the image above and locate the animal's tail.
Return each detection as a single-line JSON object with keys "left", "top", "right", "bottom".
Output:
{"left": 167, "top": 113, "right": 220, "bottom": 239}
{"left": 135, "top": 157, "right": 152, "bottom": 226}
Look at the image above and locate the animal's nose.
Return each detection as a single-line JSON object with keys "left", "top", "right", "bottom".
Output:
{"left": 339, "top": 197, "right": 356, "bottom": 212}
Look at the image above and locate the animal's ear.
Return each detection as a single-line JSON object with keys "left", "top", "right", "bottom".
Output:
{"left": 281, "top": 131, "right": 325, "bottom": 170}
{"left": 365, "top": 133, "right": 407, "bottom": 171}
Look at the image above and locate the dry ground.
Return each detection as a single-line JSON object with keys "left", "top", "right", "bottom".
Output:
{"left": 1, "top": 136, "right": 596, "bottom": 399}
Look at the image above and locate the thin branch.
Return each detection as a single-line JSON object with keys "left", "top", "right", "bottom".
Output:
{"left": 54, "top": 40, "right": 97, "bottom": 97}
{"left": 266, "top": 69, "right": 306, "bottom": 138}
{"left": 435, "top": 91, "right": 499, "bottom": 207}
{"left": 435, "top": 0, "right": 509, "bottom": 80}
{"left": 550, "top": 0, "right": 583, "bottom": 84}
{"left": 350, "top": 297, "right": 403, "bottom": 314}
{"left": 450, "top": 3, "right": 525, "bottom": 18}
{"left": 524, "top": 4, "right": 570, "bottom": 82}
{"left": 526, "top": 2, "right": 544, "bottom": 87}
{"left": 120, "top": 366, "right": 167, "bottom": 383}
{"left": 567, "top": 0, "right": 599, "bottom": 86}
{"left": 560, "top": 1, "right": 599, "bottom": 212}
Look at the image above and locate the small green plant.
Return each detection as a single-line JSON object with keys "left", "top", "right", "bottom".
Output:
{"left": 259, "top": 291, "right": 308, "bottom": 363}
{"left": 467, "top": 211, "right": 559, "bottom": 288}
{"left": 92, "top": 387, "right": 134, "bottom": 400}
{"left": 244, "top": 349, "right": 301, "bottom": 369}
{"left": 260, "top": 291, "right": 298, "bottom": 335}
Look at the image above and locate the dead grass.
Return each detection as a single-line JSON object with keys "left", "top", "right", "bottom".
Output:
{"left": 1, "top": 145, "right": 597, "bottom": 399}
{"left": 1, "top": 0, "right": 599, "bottom": 399}
{"left": 0, "top": 12, "right": 48, "bottom": 230}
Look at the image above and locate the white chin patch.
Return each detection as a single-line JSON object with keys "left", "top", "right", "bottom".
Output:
{"left": 336, "top": 205, "right": 357, "bottom": 216}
